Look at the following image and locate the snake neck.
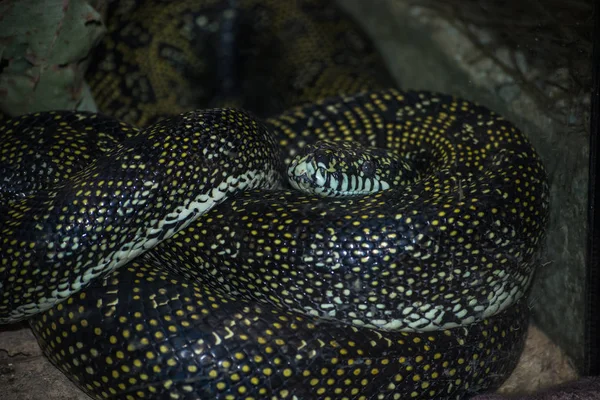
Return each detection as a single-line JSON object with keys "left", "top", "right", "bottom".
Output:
{"left": 0, "top": 109, "right": 283, "bottom": 323}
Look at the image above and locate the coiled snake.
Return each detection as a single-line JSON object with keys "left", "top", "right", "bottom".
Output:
{"left": 0, "top": 1, "right": 549, "bottom": 399}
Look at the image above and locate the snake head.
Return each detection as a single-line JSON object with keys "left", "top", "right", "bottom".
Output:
{"left": 287, "top": 140, "right": 418, "bottom": 197}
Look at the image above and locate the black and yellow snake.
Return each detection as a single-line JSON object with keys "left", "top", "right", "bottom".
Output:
{"left": 0, "top": 1, "right": 549, "bottom": 399}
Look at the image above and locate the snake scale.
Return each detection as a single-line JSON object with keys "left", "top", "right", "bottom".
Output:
{"left": 0, "top": 0, "right": 549, "bottom": 399}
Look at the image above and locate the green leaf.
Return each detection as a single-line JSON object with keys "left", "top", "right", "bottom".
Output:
{"left": 0, "top": 0, "right": 107, "bottom": 116}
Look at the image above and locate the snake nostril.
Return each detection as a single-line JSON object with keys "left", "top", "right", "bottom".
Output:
{"left": 315, "top": 152, "right": 331, "bottom": 167}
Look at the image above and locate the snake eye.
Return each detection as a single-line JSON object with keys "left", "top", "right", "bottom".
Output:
{"left": 361, "top": 160, "right": 375, "bottom": 177}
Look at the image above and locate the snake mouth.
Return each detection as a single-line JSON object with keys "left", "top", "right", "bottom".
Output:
{"left": 287, "top": 158, "right": 330, "bottom": 195}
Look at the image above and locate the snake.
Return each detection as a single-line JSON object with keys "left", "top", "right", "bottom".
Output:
{"left": 0, "top": 0, "right": 550, "bottom": 399}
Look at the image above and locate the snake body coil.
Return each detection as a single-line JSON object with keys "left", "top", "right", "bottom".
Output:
{"left": 0, "top": 1, "right": 549, "bottom": 399}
